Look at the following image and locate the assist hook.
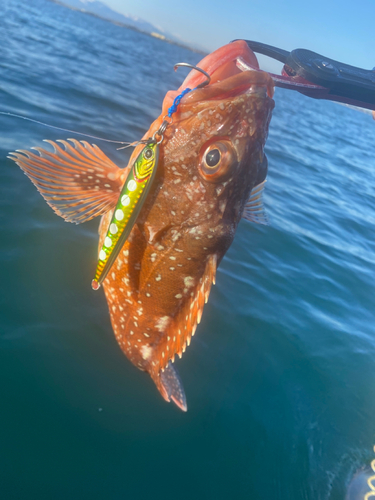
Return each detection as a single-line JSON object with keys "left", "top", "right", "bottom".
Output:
{"left": 173, "top": 63, "right": 211, "bottom": 88}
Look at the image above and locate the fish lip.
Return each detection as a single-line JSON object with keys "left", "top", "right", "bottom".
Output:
{"left": 180, "top": 69, "right": 274, "bottom": 105}
{"left": 160, "top": 41, "right": 274, "bottom": 125}
{"left": 175, "top": 40, "right": 274, "bottom": 103}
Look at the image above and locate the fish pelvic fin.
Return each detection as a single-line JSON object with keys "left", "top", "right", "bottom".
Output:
{"left": 8, "top": 139, "right": 125, "bottom": 224}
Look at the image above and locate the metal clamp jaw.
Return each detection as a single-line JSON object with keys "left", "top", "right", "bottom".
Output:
{"left": 235, "top": 40, "right": 375, "bottom": 111}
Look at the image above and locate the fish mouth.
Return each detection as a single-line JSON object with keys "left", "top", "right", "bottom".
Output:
{"left": 164, "top": 40, "right": 274, "bottom": 110}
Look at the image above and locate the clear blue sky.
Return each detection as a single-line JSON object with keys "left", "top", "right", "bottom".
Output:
{"left": 97, "top": 0, "right": 374, "bottom": 73}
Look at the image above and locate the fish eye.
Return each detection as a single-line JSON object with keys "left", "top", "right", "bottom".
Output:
{"left": 199, "top": 140, "right": 237, "bottom": 182}
{"left": 143, "top": 148, "right": 154, "bottom": 160}
{"left": 206, "top": 148, "right": 221, "bottom": 167}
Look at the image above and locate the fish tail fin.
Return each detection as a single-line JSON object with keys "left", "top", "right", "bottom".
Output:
{"left": 152, "top": 362, "right": 187, "bottom": 412}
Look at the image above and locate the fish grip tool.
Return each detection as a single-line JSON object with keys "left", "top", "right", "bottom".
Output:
{"left": 236, "top": 40, "right": 375, "bottom": 111}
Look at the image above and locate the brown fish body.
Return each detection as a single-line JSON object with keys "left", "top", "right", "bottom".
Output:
{"left": 100, "top": 70, "right": 274, "bottom": 406}
{"left": 10, "top": 41, "right": 274, "bottom": 410}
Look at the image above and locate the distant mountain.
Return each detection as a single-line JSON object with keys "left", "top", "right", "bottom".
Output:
{"left": 52, "top": 0, "right": 207, "bottom": 53}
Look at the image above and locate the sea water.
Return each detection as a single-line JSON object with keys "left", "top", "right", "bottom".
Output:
{"left": 1, "top": 1, "right": 375, "bottom": 498}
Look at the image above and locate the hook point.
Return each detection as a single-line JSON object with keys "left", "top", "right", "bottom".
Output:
{"left": 173, "top": 63, "right": 211, "bottom": 88}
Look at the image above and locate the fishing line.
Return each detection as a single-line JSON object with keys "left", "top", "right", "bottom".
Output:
{"left": 0, "top": 111, "right": 138, "bottom": 147}
{"left": 1, "top": 63, "right": 211, "bottom": 150}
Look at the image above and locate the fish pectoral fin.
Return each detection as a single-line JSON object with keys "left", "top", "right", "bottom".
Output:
{"left": 160, "top": 362, "right": 187, "bottom": 412}
{"left": 242, "top": 179, "right": 269, "bottom": 225}
{"left": 8, "top": 139, "right": 124, "bottom": 224}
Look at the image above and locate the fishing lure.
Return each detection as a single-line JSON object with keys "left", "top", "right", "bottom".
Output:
{"left": 91, "top": 140, "right": 159, "bottom": 289}
{"left": 92, "top": 63, "right": 211, "bottom": 290}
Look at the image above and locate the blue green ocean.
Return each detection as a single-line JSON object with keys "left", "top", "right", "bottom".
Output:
{"left": 1, "top": 0, "right": 375, "bottom": 498}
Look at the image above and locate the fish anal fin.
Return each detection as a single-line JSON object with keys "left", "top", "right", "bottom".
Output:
{"left": 242, "top": 180, "right": 269, "bottom": 225}
{"left": 8, "top": 139, "right": 125, "bottom": 224}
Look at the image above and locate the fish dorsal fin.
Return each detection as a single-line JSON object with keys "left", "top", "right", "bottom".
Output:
{"left": 149, "top": 254, "right": 217, "bottom": 406}
{"left": 242, "top": 180, "right": 269, "bottom": 225}
{"left": 8, "top": 139, "right": 125, "bottom": 224}
{"left": 154, "top": 254, "right": 218, "bottom": 375}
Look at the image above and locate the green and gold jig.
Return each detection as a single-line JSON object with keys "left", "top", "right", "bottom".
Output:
{"left": 91, "top": 63, "right": 211, "bottom": 290}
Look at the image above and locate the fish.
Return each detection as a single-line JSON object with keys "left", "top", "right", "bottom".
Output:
{"left": 9, "top": 40, "right": 275, "bottom": 411}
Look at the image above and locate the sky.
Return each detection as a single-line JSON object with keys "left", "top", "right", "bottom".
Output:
{"left": 94, "top": 0, "right": 375, "bottom": 74}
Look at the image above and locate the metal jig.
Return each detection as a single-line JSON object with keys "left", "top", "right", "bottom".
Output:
{"left": 92, "top": 62, "right": 212, "bottom": 290}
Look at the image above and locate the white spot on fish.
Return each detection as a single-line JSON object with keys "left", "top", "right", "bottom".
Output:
{"left": 184, "top": 276, "right": 194, "bottom": 288}
{"left": 219, "top": 200, "right": 227, "bottom": 213}
{"left": 110, "top": 223, "right": 118, "bottom": 234}
{"left": 99, "top": 249, "right": 106, "bottom": 261}
{"left": 141, "top": 345, "right": 153, "bottom": 360}
{"left": 156, "top": 316, "right": 171, "bottom": 332}
{"left": 104, "top": 236, "right": 112, "bottom": 247}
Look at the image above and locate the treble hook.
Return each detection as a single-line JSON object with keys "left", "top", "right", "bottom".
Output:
{"left": 173, "top": 63, "right": 211, "bottom": 88}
